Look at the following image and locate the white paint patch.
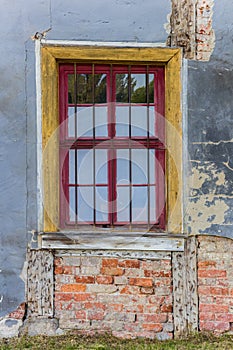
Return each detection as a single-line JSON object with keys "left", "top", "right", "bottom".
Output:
{"left": 41, "top": 39, "right": 166, "bottom": 47}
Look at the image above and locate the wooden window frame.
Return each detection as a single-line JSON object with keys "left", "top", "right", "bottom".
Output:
{"left": 41, "top": 43, "right": 182, "bottom": 235}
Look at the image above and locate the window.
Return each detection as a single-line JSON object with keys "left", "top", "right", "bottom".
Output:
{"left": 40, "top": 44, "right": 182, "bottom": 235}
{"left": 59, "top": 64, "right": 165, "bottom": 229}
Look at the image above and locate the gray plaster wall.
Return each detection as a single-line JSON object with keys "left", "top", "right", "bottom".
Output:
{"left": 0, "top": 0, "right": 170, "bottom": 317}
{"left": 187, "top": 0, "right": 233, "bottom": 237}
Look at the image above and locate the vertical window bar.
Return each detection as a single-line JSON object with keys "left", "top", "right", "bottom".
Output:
{"left": 92, "top": 64, "right": 96, "bottom": 226}
{"left": 110, "top": 64, "right": 115, "bottom": 226}
{"left": 128, "top": 66, "right": 132, "bottom": 229}
{"left": 146, "top": 66, "right": 150, "bottom": 229}
{"left": 74, "top": 64, "right": 78, "bottom": 224}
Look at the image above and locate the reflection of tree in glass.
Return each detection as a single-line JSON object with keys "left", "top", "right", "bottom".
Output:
{"left": 116, "top": 74, "right": 128, "bottom": 103}
{"left": 116, "top": 74, "right": 154, "bottom": 103}
{"left": 131, "top": 79, "right": 154, "bottom": 104}
{"left": 68, "top": 74, "right": 106, "bottom": 104}
{"left": 68, "top": 73, "right": 154, "bottom": 104}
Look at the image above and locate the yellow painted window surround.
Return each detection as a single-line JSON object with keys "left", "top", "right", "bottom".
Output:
{"left": 41, "top": 44, "right": 182, "bottom": 234}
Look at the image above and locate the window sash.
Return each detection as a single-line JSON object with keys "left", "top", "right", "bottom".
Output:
{"left": 59, "top": 63, "right": 165, "bottom": 229}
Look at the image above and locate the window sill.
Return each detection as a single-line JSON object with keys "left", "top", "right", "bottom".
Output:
{"left": 39, "top": 231, "right": 185, "bottom": 251}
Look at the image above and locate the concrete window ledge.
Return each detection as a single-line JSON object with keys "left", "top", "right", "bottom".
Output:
{"left": 39, "top": 232, "right": 185, "bottom": 251}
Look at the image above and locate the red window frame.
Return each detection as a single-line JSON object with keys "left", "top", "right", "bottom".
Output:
{"left": 59, "top": 63, "right": 165, "bottom": 230}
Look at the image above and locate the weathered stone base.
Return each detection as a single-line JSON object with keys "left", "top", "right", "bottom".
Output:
{"left": 20, "top": 317, "right": 60, "bottom": 336}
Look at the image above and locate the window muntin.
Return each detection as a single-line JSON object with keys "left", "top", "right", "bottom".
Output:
{"left": 59, "top": 64, "right": 165, "bottom": 230}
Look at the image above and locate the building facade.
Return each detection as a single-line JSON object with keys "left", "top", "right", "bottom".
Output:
{"left": 1, "top": 0, "right": 233, "bottom": 339}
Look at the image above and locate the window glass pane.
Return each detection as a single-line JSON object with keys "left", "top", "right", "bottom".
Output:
{"left": 77, "top": 150, "right": 93, "bottom": 184}
{"left": 117, "top": 186, "right": 130, "bottom": 222}
{"left": 149, "top": 106, "right": 156, "bottom": 137}
{"left": 95, "top": 106, "right": 108, "bottom": 136}
{"left": 77, "top": 106, "right": 93, "bottom": 137}
{"left": 131, "top": 74, "right": 146, "bottom": 103}
{"left": 96, "top": 150, "right": 108, "bottom": 184}
{"left": 76, "top": 73, "right": 107, "bottom": 104}
{"left": 117, "top": 150, "right": 129, "bottom": 184}
{"left": 150, "top": 186, "right": 156, "bottom": 223}
{"left": 68, "top": 107, "right": 75, "bottom": 137}
{"left": 149, "top": 74, "right": 154, "bottom": 103}
{"left": 69, "top": 187, "right": 76, "bottom": 222}
{"left": 131, "top": 106, "right": 147, "bottom": 137}
{"left": 116, "top": 106, "right": 129, "bottom": 136}
{"left": 77, "top": 74, "right": 93, "bottom": 104}
{"left": 77, "top": 187, "right": 94, "bottom": 222}
{"left": 132, "top": 186, "right": 147, "bottom": 222}
{"left": 149, "top": 150, "right": 156, "bottom": 184}
{"left": 69, "top": 150, "right": 76, "bottom": 184}
{"left": 96, "top": 187, "right": 108, "bottom": 222}
{"left": 94, "top": 74, "right": 107, "bottom": 103}
{"left": 132, "top": 149, "right": 147, "bottom": 184}
{"left": 68, "top": 74, "right": 75, "bottom": 104}
{"left": 116, "top": 74, "right": 128, "bottom": 102}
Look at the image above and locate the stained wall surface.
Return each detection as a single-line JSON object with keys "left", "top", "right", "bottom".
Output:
{"left": 0, "top": 0, "right": 170, "bottom": 317}
{"left": 187, "top": 0, "right": 233, "bottom": 237}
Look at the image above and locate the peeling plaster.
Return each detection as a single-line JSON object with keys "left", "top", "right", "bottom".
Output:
{"left": 167, "top": 0, "right": 215, "bottom": 61}
{"left": 187, "top": 163, "right": 230, "bottom": 234}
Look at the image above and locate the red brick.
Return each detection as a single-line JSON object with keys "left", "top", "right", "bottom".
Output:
{"left": 199, "top": 304, "right": 229, "bottom": 313}
{"left": 142, "top": 313, "right": 168, "bottom": 323}
{"left": 198, "top": 269, "right": 227, "bottom": 278}
{"left": 198, "top": 286, "right": 211, "bottom": 295}
{"left": 101, "top": 267, "right": 124, "bottom": 276}
{"left": 215, "top": 314, "right": 233, "bottom": 322}
{"left": 84, "top": 302, "right": 106, "bottom": 310}
{"left": 102, "top": 259, "right": 118, "bottom": 267}
{"left": 8, "top": 303, "right": 26, "bottom": 319}
{"left": 63, "top": 266, "right": 74, "bottom": 274}
{"left": 210, "top": 287, "right": 229, "bottom": 296}
{"left": 55, "top": 292, "right": 73, "bottom": 301}
{"left": 161, "top": 304, "right": 173, "bottom": 313}
{"left": 198, "top": 260, "right": 216, "bottom": 268}
{"left": 62, "top": 302, "right": 73, "bottom": 311}
{"left": 199, "top": 312, "right": 215, "bottom": 321}
{"left": 88, "top": 310, "right": 105, "bottom": 320}
{"left": 54, "top": 266, "right": 64, "bottom": 274}
{"left": 200, "top": 321, "right": 230, "bottom": 332}
{"left": 75, "top": 310, "right": 87, "bottom": 319}
{"left": 54, "top": 257, "right": 63, "bottom": 266}
{"left": 73, "top": 293, "right": 95, "bottom": 302}
{"left": 108, "top": 304, "right": 123, "bottom": 312}
{"left": 120, "top": 286, "right": 140, "bottom": 295}
{"left": 129, "top": 278, "right": 153, "bottom": 287}
{"left": 60, "top": 284, "right": 86, "bottom": 292}
{"left": 75, "top": 276, "right": 95, "bottom": 284}
{"left": 125, "top": 304, "right": 144, "bottom": 313}
{"left": 118, "top": 260, "right": 140, "bottom": 268}
{"left": 96, "top": 276, "right": 113, "bottom": 284}
{"left": 144, "top": 270, "right": 171, "bottom": 278}
{"left": 140, "top": 287, "right": 154, "bottom": 295}
{"left": 142, "top": 323, "right": 163, "bottom": 332}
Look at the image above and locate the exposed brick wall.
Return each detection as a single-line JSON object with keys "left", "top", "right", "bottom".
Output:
{"left": 198, "top": 236, "right": 233, "bottom": 333}
{"left": 54, "top": 254, "right": 173, "bottom": 339}
{"left": 168, "top": 0, "right": 215, "bottom": 61}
